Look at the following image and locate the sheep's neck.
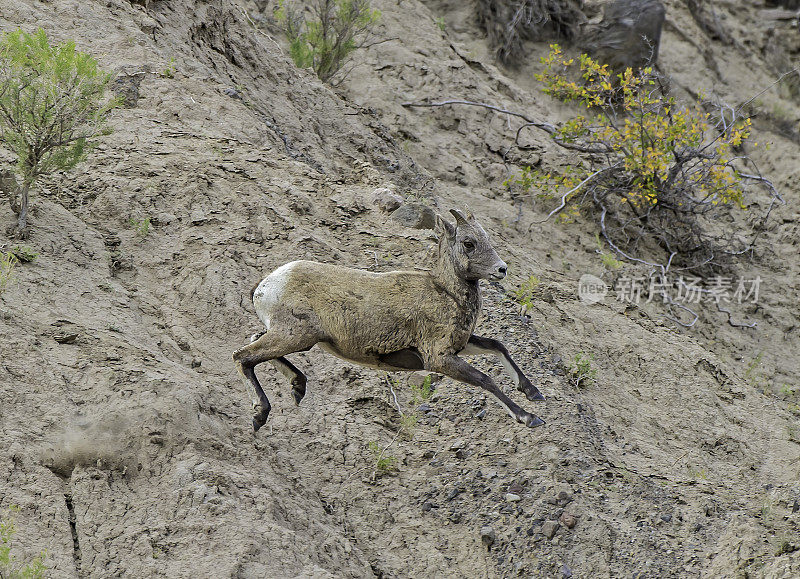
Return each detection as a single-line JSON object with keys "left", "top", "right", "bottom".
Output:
{"left": 432, "top": 253, "right": 481, "bottom": 315}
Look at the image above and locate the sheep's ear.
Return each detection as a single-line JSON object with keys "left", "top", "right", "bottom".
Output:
{"left": 449, "top": 209, "right": 469, "bottom": 227}
{"left": 435, "top": 214, "right": 456, "bottom": 240}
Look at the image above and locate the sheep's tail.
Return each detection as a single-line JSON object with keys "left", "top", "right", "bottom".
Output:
{"left": 249, "top": 281, "right": 260, "bottom": 303}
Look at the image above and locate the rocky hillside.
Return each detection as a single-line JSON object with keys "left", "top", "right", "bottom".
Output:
{"left": 0, "top": 0, "right": 798, "bottom": 577}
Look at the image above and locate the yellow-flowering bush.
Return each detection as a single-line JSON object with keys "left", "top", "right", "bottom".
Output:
{"left": 511, "top": 45, "right": 780, "bottom": 272}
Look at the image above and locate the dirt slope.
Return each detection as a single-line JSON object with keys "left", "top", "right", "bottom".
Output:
{"left": 0, "top": 0, "right": 799, "bottom": 577}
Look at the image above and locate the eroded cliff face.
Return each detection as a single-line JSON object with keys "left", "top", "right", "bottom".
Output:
{"left": 0, "top": 0, "right": 798, "bottom": 577}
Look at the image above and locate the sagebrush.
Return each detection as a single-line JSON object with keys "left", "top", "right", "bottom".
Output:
{"left": 277, "top": 0, "right": 380, "bottom": 83}
{"left": 0, "top": 28, "right": 116, "bottom": 236}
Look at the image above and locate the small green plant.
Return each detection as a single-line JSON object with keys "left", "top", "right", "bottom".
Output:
{"left": 161, "top": 57, "right": 176, "bottom": 78}
{"left": 1, "top": 506, "right": 47, "bottom": 578}
{"left": 744, "top": 352, "right": 763, "bottom": 385}
{"left": 512, "top": 274, "right": 540, "bottom": 315}
{"left": 368, "top": 440, "right": 397, "bottom": 476}
{"left": 687, "top": 466, "right": 709, "bottom": 480}
{"left": 410, "top": 375, "right": 434, "bottom": 405}
{"left": 569, "top": 353, "right": 596, "bottom": 387}
{"left": 0, "top": 28, "right": 116, "bottom": 237}
{"left": 433, "top": 16, "right": 446, "bottom": 32}
{"left": 8, "top": 245, "right": 37, "bottom": 263}
{"left": 779, "top": 384, "right": 796, "bottom": 397}
{"left": 595, "top": 234, "right": 622, "bottom": 269}
{"left": 129, "top": 216, "right": 151, "bottom": 238}
{"left": 0, "top": 252, "right": 16, "bottom": 297}
{"left": 277, "top": 0, "right": 380, "bottom": 83}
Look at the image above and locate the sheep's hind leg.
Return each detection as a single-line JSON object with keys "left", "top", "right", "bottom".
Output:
{"left": 430, "top": 354, "right": 545, "bottom": 428}
{"left": 270, "top": 357, "right": 307, "bottom": 405}
{"left": 233, "top": 331, "right": 317, "bottom": 432}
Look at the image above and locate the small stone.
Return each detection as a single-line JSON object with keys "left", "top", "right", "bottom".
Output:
{"left": 508, "top": 482, "right": 524, "bottom": 494}
{"left": 561, "top": 564, "right": 573, "bottom": 578}
{"left": 445, "top": 488, "right": 460, "bottom": 501}
{"left": 449, "top": 439, "right": 465, "bottom": 451}
{"left": 191, "top": 358, "right": 202, "bottom": 369}
{"left": 542, "top": 520, "right": 559, "bottom": 539}
{"left": 475, "top": 408, "right": 487, "bottom": 419}
{"left": 418, "top": 403, "right": 432, "bottom": 413}
{"left": 792, "top": 499, "right": 799, "bottom": 513}
{"left": 556, "top": 490, "right": 573, "bottom": 505}
{"left": 223, "top": 87, "right": 242, "bottom": 100}
{"left": 660, "top": 514, "right": 672, "bottom": 522}
{"left": 54, "top": 333, "right": 78, "bottom": 344}
{"left": 480, "top": 526, "right": 496, "bottom": 550}
{"left": 371, "top": 187, "right": 403, "bottom": 213}
{"left": 505, "top": 493, "right": 521, "bottom": 503}
{"left": 559, "top": 512, "right": 577, "bottom": 529}
{"left": 390, "top": 202, "right": 436, "bottom": 229}
{"left": 454, "top": 449, "right": 468, "bottom": 459}
{"left": 421, "top": 501, "right": 434, "bottom": 512}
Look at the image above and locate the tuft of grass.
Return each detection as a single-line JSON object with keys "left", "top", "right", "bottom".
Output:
{"left": 513, "top": 274, "right": 540, "bottom": 315}
{"left": 595, "top": 234, "right": 622, "bottom": 269}
{"left": 569, "top": 353, "right": 597, "bottom": 387}
{"left": 368, "top": 441, "right": 397, "bottom": 476}
{"left": 9, "top": 245, "right": 37, "bottom": 263}
{"left": 411, "top": 375, "right": 434, "bottom": 405}
{"left": 129, "top": 216, "right": 151, "bottom": 239}
{"left": 161, "top": 57, "right": 176, "bottom": 78}
{"left": 433, "top": 16, "right": 446, "bottom": 32}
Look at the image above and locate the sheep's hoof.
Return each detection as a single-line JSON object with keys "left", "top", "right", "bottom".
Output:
{"left": 525, "top": 388, "right": 546, "bottom": 402}
{"left": 253, "top": 405, "right": 270, "bottom": 432}
{"left": 519, "top": 380, "right": 546, "bottom": 402}
{"left": 291, "top": 388, "right": 304, "bottom": 405}
{"left": 525, "top": 415, "right": 545, "bottom": 428}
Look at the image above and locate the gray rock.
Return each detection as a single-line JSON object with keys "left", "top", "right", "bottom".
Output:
{"left": 559, "top": 512, "right": 577, "bottom": 528}
{"left": 580, "top": 0, "right": 665, "bottom": 72}
{"left": 371, "top": 187, "right": 404, "bottom": 213}
{"left": 505, "top": 493, "right": 521, "bottom": 502}
{"left": 480, "top": 526, "right": 496, "bottom": 550}
{"left": 390, "top": 203, "right": 437, "bottom": 229}
{"left": 112, "top": 69, "right": 146, "bottom": 108}
{"left": 542, "top": 520, "right": 559, "bottom": 539}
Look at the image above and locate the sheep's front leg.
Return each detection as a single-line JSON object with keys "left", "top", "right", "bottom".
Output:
{"left": 431, "top": 354, "right": 545, "bottom": 428}
{"left": 460, "top": 335, "right": 545, "bottom": 402}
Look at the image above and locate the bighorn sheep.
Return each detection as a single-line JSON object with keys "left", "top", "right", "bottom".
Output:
{"left": 233, "top": 209, "right": 545, "bottom": 432}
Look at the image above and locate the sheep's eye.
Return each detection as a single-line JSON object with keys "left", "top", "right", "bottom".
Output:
{"left": 462, "top": 240, "right": 475, "bottom": 251}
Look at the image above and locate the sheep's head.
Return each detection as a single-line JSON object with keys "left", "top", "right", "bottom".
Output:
{"left": 435, "top": 209, "right": 507, "bottom": 281}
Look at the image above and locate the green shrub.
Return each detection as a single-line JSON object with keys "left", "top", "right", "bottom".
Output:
{"left": 277, "top": 0, "right": 380, "bottom": 83}
{"left": 513, "top": 45, "right": 781, "bottom": 274}
{"left": 0, "top": 28, "right": 116, "bottom": 237}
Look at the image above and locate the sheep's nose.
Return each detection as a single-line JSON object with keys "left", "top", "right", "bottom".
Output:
{"left": 497, "top": 265, "right": 507, "bottom": 276}
{"left": 495, "top": 263, "right": 507, "bottom": 279}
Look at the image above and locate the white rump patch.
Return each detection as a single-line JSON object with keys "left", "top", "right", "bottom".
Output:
{"left": 252, "top": 262, "right": 295, "bottom": 330}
